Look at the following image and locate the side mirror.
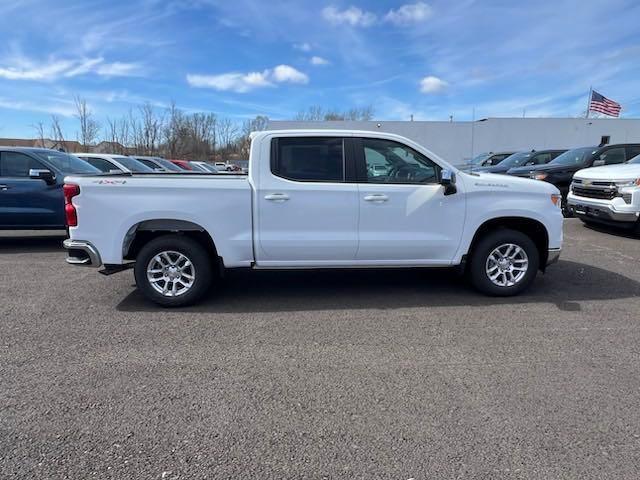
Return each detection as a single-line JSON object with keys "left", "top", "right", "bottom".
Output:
{"left": 441, "top": 169, "right": 457, "bottom": 196}
{"left": 29, "top": 168, "right": 55, "bottom": 185}
{"left": 592, "top": 159, "right": 605, "bottom": 167}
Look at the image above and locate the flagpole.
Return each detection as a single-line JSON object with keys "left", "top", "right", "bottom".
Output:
{"left": 585, "top": 86, "right": 592, "bottom": 119}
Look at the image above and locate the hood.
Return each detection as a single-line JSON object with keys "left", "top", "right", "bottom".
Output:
{"left": 574, "top": 163, "right": 640, "bottom": 182}
{"left": 462, "top": 171, "right": 559, "bottom": 194}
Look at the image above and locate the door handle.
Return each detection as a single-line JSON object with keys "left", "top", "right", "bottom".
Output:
{"left": 363, "top": 194, "right": 389, "bottom": 202}
{"left": 264, "top": 193, "right": 290, "bottom": 202}
{"left": 0, "top": 185, "right": 9, "bottom": 191}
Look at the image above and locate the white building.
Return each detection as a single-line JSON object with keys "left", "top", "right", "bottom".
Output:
{"left": 268, "top": 118, "right": 640, "bottom": 166}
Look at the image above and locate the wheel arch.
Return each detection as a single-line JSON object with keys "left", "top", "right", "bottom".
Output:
{"left": 122, "top": 219, "right": 221, "bottom": 268}
{"left": 465, "top": 217, "right": 550, "bottom": 271}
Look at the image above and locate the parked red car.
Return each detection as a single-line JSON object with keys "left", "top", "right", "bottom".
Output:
{"left": 168, "top": 159, "right": 195, "bottom": 170}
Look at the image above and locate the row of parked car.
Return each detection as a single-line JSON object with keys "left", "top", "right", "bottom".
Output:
{"left": 71, "top": 153, "right": 243, "bottom": 174}
{"left": 466, "top": 143, "right": 640, "bottom": 218}
{"left": 0, "top": 147, "right": 244, "bottom": 230}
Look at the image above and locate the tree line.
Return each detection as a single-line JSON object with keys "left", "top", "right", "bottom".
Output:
{"left": 31, "top": 97, "right": 374, "bottom": 160}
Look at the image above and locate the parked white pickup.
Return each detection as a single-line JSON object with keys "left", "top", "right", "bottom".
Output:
{"left": 568, "top": 160, "right": 640, "bottom": 231}
{"left": 63, "top": 130, "right": 563, "bottom": 306}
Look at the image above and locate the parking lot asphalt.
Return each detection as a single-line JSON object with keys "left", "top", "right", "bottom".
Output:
{"left": 2, "top": 219, "right": 640, "bottom": 479}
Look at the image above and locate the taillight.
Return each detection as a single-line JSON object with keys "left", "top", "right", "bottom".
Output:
{"left": 63, "top": 184, "right": 80, "bottom": 227}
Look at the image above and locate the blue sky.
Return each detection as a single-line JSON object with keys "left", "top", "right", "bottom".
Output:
{"left": 1, "top": 0, "right": 640, "bottom": 138}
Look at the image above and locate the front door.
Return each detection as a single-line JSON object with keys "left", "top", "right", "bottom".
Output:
{"left": 0, "top": 151, "right": 63, "bottom": 229}
{"left": 256, "top": 136, "right": 359, "bottom": 265}
{"left": 354, "top": 137, "right": 465, "bottom": 264}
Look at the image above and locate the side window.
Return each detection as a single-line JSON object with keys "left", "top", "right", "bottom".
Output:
{"left": 0, "top": 152, "right": 45, "bottom": 177}
{"left": 85, "top": 157, "right": 118, "bottom": 172}
{"left": 626, "top": 146, "right": 640, "bottom": 160}
{"left": 599, "top": 147, "right": 625, "bottom": 165}
{"left": 361, "top": 138, "right": 440, "bottom": 184}
{"left": 492, "top": 154, "right": 508, "bottom": 164}
{"left": 272, "top": 137, "right": 344, "bottom": 182}
{"left": 533, "top": 153, "right": 551, "bottom": 165}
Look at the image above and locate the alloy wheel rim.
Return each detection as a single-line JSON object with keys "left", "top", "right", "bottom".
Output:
{"left": 485, "top": 243, "right": 529, "bottom": 287}
{"left": 147, "top": 251, "right": 196, "bottom": 297}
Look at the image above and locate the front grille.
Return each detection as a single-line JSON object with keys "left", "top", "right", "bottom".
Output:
{"left": 572, "top": 185, "right": 617, "bottom": 200}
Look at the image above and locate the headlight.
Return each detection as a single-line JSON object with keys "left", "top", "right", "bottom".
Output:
{"left": 615, "top": 179, "right": 640, "bottom": 187}
{"left": 531, "top": 172, "right": 548, "bottom": 181}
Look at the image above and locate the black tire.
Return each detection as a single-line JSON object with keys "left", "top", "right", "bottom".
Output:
{"left": 134, "top": 234, "right": 213, "bottom": 307}
{"left": 468, "top": 229, "right": 540, "bottom": 296}
{"left": 561, "top": 195, "right": 573, "bottom": 218}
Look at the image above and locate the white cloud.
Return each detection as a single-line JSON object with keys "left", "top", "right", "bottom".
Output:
{"left": 293, "top": 42, "right": 312, "bottom": 52}
{"left": 95, "top": 62, "right": 143, "bottom": 77}
{"left": 0, "top": 55, "right": 143, "bottom": 81}
{"left": 322, "top": 6, "right": 377, "bottom": 27}
{"left": 0, "top": 97, "right": 76, "bottom": 117}
{"left": 384, "top": 2, "right": 432, "bottom": 25}
{"left": 310, "top": 56, "right": 330, "bottom": 66}
{"left": 271, "top": 64, "right": 309, "bottom": 83}
{"left": 187, "top": 65, "right": 309, "bottom": 93}
{"left": 420, "top": 75, "right": 448, "bottom": 93}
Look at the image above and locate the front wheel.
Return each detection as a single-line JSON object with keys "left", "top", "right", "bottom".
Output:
{"left": 468, "top": 229, "right": 540, "bottom": 296}
{"left": 134, "top": 234, "right": 213, "bottom": 307}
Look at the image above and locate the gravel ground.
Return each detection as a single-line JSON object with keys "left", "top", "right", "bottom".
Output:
{"left": 1, "top": 219, "right": 640, "bottom": 479}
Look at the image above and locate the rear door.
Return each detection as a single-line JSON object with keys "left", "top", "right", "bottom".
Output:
{"left": 0, "top": 151, "right": 64, "bottom": 228}
{"left": 255, "top": 136, "right": 359, "bottom": 265}
{"left": 354, "top": 137, "right": 465, "bottom": 264}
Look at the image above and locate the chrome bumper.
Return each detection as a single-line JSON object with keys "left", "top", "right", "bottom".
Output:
{"left": 547, "top": 248, "right": 561, "bottom": 266}
{"left": 63, "top": 239, "right": 102, "bottom": 267}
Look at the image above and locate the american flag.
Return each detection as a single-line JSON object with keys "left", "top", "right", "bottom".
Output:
{"left": 589, "top": 90, "right": 622, "bottom": 117}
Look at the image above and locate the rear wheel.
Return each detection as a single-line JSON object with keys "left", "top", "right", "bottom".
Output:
{"left": 134, "top": 234, "right": 213, "bottom": 307}
{"left": 468, "top": 229, "right": 539, "bottom": 296}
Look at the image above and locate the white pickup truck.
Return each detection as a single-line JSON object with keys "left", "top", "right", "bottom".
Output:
{"left": 567, "top": 156, "right": 640, "bottom": 231}
{"left": 63, "top": 130, "right": 563, "bottom": 307}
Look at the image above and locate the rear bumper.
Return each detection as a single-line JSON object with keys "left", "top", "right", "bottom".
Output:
{"left": 547, "top": 248, "right": 561, "bottom": 266}
{"left": 63, "top": 239, "right": 102, "bottom": 267}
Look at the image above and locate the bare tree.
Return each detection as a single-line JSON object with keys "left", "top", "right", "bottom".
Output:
{"left": 217, "top": 117, "right": 238, "bottom": 151}
{"left": 50, "top": 115, "right": 65, "bottom": 150}
{"left": 31, "top": 121, "right": 46, "bottom": 147}
{"left": 239, "top": 115, "right": 269, "bottom": 157}
{"left": 139, "top": 103, "right": 163, "bottom": 155}
{"left": 295, "top": 105, "right": 374, "bottom": 121}
{"left": 295, "top": 105, "right": 325, "bottom": 121}
{"left": 74, "top": 96, "right": 100, "bottom": 148}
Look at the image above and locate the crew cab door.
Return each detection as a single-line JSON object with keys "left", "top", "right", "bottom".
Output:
{"left": 353, "top": 137, "right": 465, "bottom": 264}
{"left": 0, "top": 151, "right": 63, "bottom": 229}
{"left": 255, "top": 136, "right": 358, "bottom": 265}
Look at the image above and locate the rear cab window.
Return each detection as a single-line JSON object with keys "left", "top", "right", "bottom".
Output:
{"left": 271, "top": 137, "right": 345, "bottom": 182}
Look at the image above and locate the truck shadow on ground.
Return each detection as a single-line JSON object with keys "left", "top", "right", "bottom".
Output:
{"left": 117, "top": 260, "right": 640, "bottom": 313}
{"left": 581, "top": 221, "right": 639, "bottom": 240}
{"left": 0, "top": 235, "right": 66, "bottom": 254}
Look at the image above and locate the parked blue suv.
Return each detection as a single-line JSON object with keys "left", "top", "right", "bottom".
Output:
{"left": 0, "top": 147, "right": 99, "bottom": 230}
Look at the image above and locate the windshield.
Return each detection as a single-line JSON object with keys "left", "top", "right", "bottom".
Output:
{"left": 498, "top": 152, "right": 534, "bottom": 168}
{"left": 628, "top": 154, "right": 640, "bottom": 164}
{"left": 35, "top": 151, "right": 100, "bottom": 175}
{"left": 113, "top": 156, "right": 154, "bottom": 172}
{"left": 154, "top": 158, "right": 183, "bottom": 172}
{"left": 549, "top": 147, "right": 596, "bottom": 166}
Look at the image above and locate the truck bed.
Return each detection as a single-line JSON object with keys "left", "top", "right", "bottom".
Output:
{"left": 64, "top": 172, "right": 254, "bottom": 267}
